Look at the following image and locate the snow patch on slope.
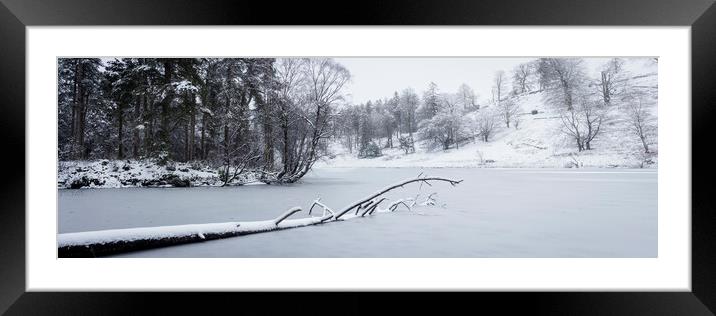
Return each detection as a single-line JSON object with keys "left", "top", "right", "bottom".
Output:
{"left": 319, "top": 79, "right": 658, "bottom": 169}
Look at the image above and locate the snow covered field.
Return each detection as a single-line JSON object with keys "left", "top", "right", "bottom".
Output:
{"left": 58, "top": 167, "right": 657, "bottom": 258}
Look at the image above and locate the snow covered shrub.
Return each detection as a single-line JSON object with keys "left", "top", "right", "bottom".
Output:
{"left": 398, "top": 136, "right": 415, "bottom": 154}
{"left": 69, "top": 176, "right": 104, "bottom": 189}
{"left": 190, "top": 161, "right": 205, "bottom": 170}
{"left": 155, "top": 150, "right": 170, "bottom": 166}
{"left": 418, "top": 110, "right": 469, "bottom": 150}
{"left": 359, "top": 141, "right": 382, "bottom": 158}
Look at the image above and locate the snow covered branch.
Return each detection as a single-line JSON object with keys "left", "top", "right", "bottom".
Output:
{"left": 274, "top": 207, "right": 303, "bottom": 226}
{"left": 308, "top": 198, "right": 336, "bottom": 222}
{"left": 388, "top": 199, "right": 412, "bottom": 212}
{"left": 361, "top": 197, "right": 387, "bottom": 216}
{"left": 334, "top": 176, "right": 462, "bottom": 220}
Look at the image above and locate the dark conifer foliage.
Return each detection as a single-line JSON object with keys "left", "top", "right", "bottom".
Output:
{"left": 58, "top": 57, "right": 350, "bottom": 183}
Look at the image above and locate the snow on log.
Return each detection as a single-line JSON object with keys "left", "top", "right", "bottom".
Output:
{"left": 58, "top": 212, "right": 324, "bottom": 258}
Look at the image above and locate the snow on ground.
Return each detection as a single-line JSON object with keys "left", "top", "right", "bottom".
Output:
{"left": 318, "top": 73, "right": 658, "bottom": 170}
{"left": 57, "top": 159, "right": 263, "bottom": 189}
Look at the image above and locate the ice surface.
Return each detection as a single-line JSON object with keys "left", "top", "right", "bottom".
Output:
{"left": 58, "top": 168, "right": 657, "bottom": 258}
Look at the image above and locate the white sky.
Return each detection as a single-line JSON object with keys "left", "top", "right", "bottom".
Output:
{"left": 334, "top": 57, "right": 653, "bottom": 105}
{"left": 335, "top": 57, "right": 531, "bottom": 104}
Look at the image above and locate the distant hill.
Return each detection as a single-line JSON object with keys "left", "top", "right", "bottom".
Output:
{"left": 319, "top": 67, "right": 657, "bottom": 169}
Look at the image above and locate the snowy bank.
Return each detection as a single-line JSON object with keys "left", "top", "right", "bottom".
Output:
{"left": 57, "top": 159, "right": 263, "bottom": 189}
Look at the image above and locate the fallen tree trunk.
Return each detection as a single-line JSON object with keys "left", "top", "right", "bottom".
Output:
{"left": 58, "top": 175, "right": 462, "bottom": 257}
{"left": 58, "top": 215, "right": 329, "bottom": 258}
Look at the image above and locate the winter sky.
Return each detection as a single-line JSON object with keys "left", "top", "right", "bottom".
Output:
{"left": 335, "top": 57, "right": 532, "bottom": 105}
{"left": 335, "top": 57, "right": 653, "bottom": 105}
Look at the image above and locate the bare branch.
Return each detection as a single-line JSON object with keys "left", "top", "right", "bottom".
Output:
{"left": 335, "top": 176, "right": 462, "bottom": 219}
{"left": 274, "top": 207, "right": 302, "bottom": 226}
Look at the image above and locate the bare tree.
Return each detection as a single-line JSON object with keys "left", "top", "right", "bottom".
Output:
{"left": 493, "top": 70, "right": 507, "bottom": 105}
{"left": 595, "top": 58, "right": 625, "bottom": 105}
{"left": 540, "top": 58, "right": 586, "bottom": 110}
{"left": 219, "top": 144, "right": 260, "bottom": 186}
{"left": 400, "top": 88, "right": 419, "bottom": 151}
{"left": 623, "top": 92, "right": 656, "bottom": 153}
{"left": 512, "top": 63, "right": 533, "bottom": 94}
{"left": 475, "top": 108, "right": 497, "bottom": 142}
{"left": 271, "top": 58, "right": 350, "bottom": 183}
{"left": 274, "top": 58, "right": 306, "bottom": 180}
{"left": 497, "top": 97, "right": 520, "bottom": 128}
{"left": 579, "top": 99, "right": 605, "bottom": 151}
{"left": 559, "top": 96, "right": 605, "bottom": 151}
{"left": 457, "top": 83, "right": 478, "bottom": 111}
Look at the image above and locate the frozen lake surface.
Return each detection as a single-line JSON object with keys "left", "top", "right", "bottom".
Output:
{"left": 58, "top": 168, "right": 657, "bottom": 258}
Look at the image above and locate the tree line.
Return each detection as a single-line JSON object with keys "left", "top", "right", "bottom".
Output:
{"left": 58, "top": 58, "right": 350, "bottom": 183}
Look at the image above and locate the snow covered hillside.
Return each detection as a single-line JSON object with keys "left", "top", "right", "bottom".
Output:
{"left": 319, "top": 70, "right": 657, "bottom": 169}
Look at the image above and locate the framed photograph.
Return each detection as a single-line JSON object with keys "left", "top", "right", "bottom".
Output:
{"left": 2, "top": 0, "right": 715, "bottom": 314}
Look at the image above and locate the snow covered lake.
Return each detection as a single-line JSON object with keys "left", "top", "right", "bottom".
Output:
{"left": 58, "top": 168, "right": 657, "bottom": 258}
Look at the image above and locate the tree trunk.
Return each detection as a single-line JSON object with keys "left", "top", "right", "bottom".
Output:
{"left": 71, "top": 61, "right": 86, "bottom": 159}
{"left": 69, "top": 60, "right": 77, "bottom": 152}
{"left": 640, "top": 135, "right": 650, "bottom": 153}
{"left": 282, "top": 121, "right": 290, "bottom": 175}
{"left": 79, "top": 91, "right": 89, "bottom": 158}
{"left": 184, "top": 120, "right": 189, "bottom": 162}
{"left": 200, "top": 112, "right": 207, "bottom": 160}
{"left": 601, "top": 71, "right": 611, "bottom": 105}
{"left": 189, "top": 102, "right": 195, "bottom": 161}
{"left": 143, "top": 96, "right": 152, "bottom": 156}
{"left": 117, "top": 103, "right": 124, "bottom": 159}
{"left": 223, "top": 123, "right": 230, "bottom": 160}
{"left": 261, "top": 99, "right": 274, "bottom": 170}
{"left": 160, "top": 60, "right": 174, "bottom": 155}
{"left": 132, "top": 95, "right": 141, "bottom": 158}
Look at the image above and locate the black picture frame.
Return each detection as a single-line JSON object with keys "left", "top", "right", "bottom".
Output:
{"left": 2, "top": 0, "right": 715, "bottom": 314}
